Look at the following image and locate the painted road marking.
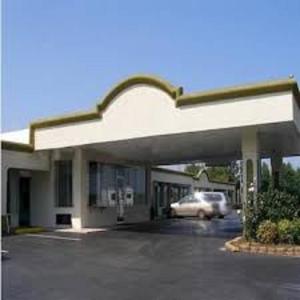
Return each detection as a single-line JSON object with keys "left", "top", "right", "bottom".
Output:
{"left": 25, "top": 234, "right": 81, "bottom": 241}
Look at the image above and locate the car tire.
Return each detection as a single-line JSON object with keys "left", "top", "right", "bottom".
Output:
{"left": 170, "top": 209, "right": 177, "bottom": 218}
{"left": 197, "top": 210, "right": 206, "bottom": 220}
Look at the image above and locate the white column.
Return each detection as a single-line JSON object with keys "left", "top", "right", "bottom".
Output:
{"left": 271, "top": 152, "right": 283, "bottom": 189}
{"left": 1, "top": 166, "right": 8, "bottom": 215}
{"left": 241, "top": 128, "right": 260, "bottom": 206}
{"left": 72, "top": 148, "right": 85, "bottom": 229}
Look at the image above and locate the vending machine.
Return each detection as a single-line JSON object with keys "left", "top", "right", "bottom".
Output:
{"left": 107, "top": 189, "right": 117, "bottom": 207}
{"left": 125, "top": 186, "right": 134, "bottom": 206}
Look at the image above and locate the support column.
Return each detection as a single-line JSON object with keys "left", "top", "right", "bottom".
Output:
{"left": 1, "top": 166, "right": 8, "bottom": 215}
{"left": 72, "top": 148, "right": 85, "bottom": 229}
{"left": 241, "top": 128, "right": 261, "bottom": 206}
{"left": 271, "top": 152, "right": 283, "bottom": 190}
{"left": 145, "top": 165, "right": 153, "bottom": 220}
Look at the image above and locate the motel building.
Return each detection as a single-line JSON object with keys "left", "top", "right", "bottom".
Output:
{"left": 1, "top": 75, "right": 300, "bottom": 230}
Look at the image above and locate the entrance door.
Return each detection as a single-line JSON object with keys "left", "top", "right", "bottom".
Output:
{"left": 19, "top": 177, "right": 31, "bottom": 226}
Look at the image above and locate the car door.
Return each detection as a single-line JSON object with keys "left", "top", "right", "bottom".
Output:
{"left": 177, "top": 195, "right": 195, "bottom": 216}
{"left": 176, "top": 196, "right": 190, "bottom": 216}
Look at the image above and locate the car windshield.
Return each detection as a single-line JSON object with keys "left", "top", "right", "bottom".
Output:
{"left": 179, "top": 195, "right": 194, "bottom": 204}
{"left": 203, "top": 193, "right": 223, "bottom": 202}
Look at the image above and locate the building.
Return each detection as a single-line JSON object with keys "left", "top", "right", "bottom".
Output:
{"left": 1, "top": 75, "right": 300, "bottom": 229}
{"left": 152, "top": 168, "right": 236, "bottom": 218}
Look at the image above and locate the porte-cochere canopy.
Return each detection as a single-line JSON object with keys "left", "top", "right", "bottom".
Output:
{"left": 2, "top": 74, "right": 300, "bottom": 165}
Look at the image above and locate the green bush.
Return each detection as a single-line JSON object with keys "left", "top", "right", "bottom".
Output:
{"left": 278, "top": 219, "right": 294, "bottom": 244}
{"left": 256, "top": 189, "right": 300, "bottom": 221}
{"left": 256, "top": 220, "right": 278, "bottom": 244}
{"left": 244, "top": 204, "right": 259, "bottom": 240}
{"left": 290, "top": 219, "right": 300, "bottom": 245}
{"left": 244, "top": 189, "right": 300, "bottom": 240}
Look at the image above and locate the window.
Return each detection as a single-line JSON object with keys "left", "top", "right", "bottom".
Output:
{"left": 89, "top": 162, "right": 98, "bottom": 206}
{"left": 88, "top": 163, "right": 147, "bottom": 207}
{"left": 55, "top": 161, "right": 73, "bottom": 207}
{"left": 203, "top": 193, "right": 222, "bottom": 202}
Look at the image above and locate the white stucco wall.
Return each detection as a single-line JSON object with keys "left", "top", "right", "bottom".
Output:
{"left": 151, "top": 170, "right": 194, "bottom": 186}
{"left": 293, "top": 97, "right": 300, "bottom": 134}
{"left": 1, "top": 129, "right": 30, "bottom": 144}
{"left": 34, "top": 86, "right": 295, "bottom": 150}
{"left": 1, "top": 150, "right": 50, "bottom": 215}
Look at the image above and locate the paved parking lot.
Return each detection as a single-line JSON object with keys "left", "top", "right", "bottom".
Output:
{"left": 2, "top": 216, "right": 300, "bottom": 300}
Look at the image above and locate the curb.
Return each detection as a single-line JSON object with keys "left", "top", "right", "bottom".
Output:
{"left": 225, "top": 236, "right": 300, "bottom": 257}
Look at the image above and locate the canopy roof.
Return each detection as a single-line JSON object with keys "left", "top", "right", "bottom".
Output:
{"left": 2, "top": 75, "right": 300, "bottom": 165}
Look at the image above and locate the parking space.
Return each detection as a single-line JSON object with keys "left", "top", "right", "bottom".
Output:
{"left": 2, "top": 215, "right": 300, "bottom": 300}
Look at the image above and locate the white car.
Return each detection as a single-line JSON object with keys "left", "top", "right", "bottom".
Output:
{"left": 170, "top": 192, "right": 230, "bottom": 219}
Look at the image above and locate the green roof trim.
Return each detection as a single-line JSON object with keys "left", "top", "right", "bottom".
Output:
{"left": 176, "top": 78, "right": 300, "bottom": 107}
{"left": 1, "top": 141, "right": 34, "bottom": 153}
{"left": 23, "top": 75, "right": 299, "bottom": 149}
{"left": 97, "top": 74, "right": 183, "bottom": 112}
{"left": 29, "top": 110, "right": 100, "bottom": 145}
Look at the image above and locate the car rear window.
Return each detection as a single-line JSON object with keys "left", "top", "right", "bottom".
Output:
{"left": 203, "top": 193, "right": 223, "bottom": 202}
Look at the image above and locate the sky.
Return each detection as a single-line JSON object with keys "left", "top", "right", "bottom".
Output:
{"left": 2, "top": 0, "right": 300, "bottom": 167}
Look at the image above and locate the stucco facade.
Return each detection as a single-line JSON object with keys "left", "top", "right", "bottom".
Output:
{"left": 1, "top": 75, "right": 300, "bottom": 229}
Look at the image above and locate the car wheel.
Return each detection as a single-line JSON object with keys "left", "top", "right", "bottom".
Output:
{"left": 170, "top": 209, "right": 177, "bottom": 218}
{"left": 197, "top": 210, "right": 206, "bottom": 220}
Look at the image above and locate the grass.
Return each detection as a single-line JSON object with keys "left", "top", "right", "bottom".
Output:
{"left": 14, "top": 226, "right": 45, "bottom": 235}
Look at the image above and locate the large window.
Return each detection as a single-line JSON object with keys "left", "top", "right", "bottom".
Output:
{"left": 55, "top": 160, "right": 73, "bottom": 207}
{"left": 88, "top": 162, "right": 101, "bottom": 206}
{"left": 88, "top": 162, "right": 146, "bottom": 206}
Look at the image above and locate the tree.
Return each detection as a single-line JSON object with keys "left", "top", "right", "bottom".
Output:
{"left": 184, "top": 163, "right": 203, "bottom": 177}
{"left": 280, "top": 163, "right": 300, "bottom": 199}
{"left": 206, "top": 161, "right": 239, "bottom": 183}
{"left": 184, "top": 161, "right": 240, "bottom": 183}
{"left": 260, "top": 161, "right": 300, "bottom": 200}
{"left": 260, "top": 162, "right": 271, "bottom": 192}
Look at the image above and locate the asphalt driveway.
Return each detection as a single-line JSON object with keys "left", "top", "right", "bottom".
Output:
{"left": 2, "top": 216, "right": 300, "bottom": 300}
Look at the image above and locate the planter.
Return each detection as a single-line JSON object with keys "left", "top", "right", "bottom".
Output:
{"left": 225, "top": 236, "right": 300, "bottom": 257}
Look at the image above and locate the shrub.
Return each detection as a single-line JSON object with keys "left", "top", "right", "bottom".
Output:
{"left": 256, "top": 189, "right": 300, "bottom": 222}
{"left": 256, "top": 220, "right": 278, "bottom": 244}
{"left": 277, "top": 219, "right": 294, "bottom": 244}
{"left": 244, "top": 204, "right": 260, "bottom": 240}
{"left": 290, "top": 219, "right": 300, "bottom": 245}
{"left": 244, "top": 189, "right": 300, "bottom": 240}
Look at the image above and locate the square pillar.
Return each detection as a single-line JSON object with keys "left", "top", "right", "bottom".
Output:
{"left": 1, "top": 166, "right": 8, "bottom": 215}
{"left": 145, "top": 165, "right": 153, "bottom": 219}
{"left": 72, "top": 148, "right": 86, "bottom": 229}
{"left": 241, "top": 128, "right": 261, "bottom": 206}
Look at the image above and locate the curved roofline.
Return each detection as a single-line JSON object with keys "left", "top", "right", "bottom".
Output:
{"left": 97, "top": 74, "right": 183, "bottom": 112}
{"left": 27, "top": 75, "right": 299, "bottom": 148}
